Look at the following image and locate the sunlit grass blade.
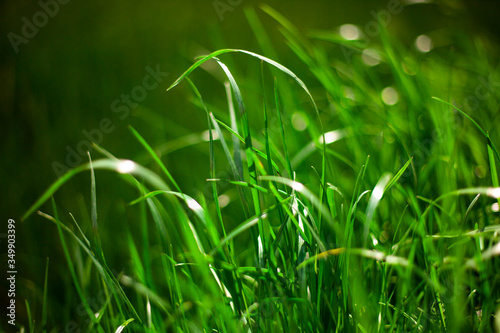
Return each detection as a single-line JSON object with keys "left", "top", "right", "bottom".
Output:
{"left": 464, "top": 194, "right": 481, "bottom": 226}
{"left": 129, "top": 126, "right": 183, "bottom": 195}
{"left": 225, "top": 81, "right": 244, "bottom": 183}
{"left": 207, "top": 179, "right": 269, "bottom": 193}
{"left": 168, "top": 49, "right": 318, "bottom": 114}
{"left": 298, "top": 248, "right": 440, "bottom": 289}
{"left": 167, "top": 49, "right": 324, "bottom": 155}
{"left": 211, "top": 115, "right": 281, "bottom": 172}
{"left": 209, "top": 201, "right": 288, "bottom": 256}
{"left": 114, "top": 318, "right": 135, "bottom": 333}
{"left": 129, "top": 190, "right": 220, "bottom": 246}
{"left": 363, "top": 173, "right": 392, "bottom": 247}
{"left": 259, "top": 175, "right": 331, "bottom": 252}
{"left": 385, "top": 157, "right": 413, "bottom": 192}
{"left": 23, "top": 159, "right": 169, "bottom": 221}
{"left": 259, "top": 176, "right": 333, "bottom": 226}
{"left": 488, "top": 144, "right": 500, "bottom": 207}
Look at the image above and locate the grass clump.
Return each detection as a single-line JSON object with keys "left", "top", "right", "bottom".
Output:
{"left": 19, "top": 6, "right": 500, "bottom": 333}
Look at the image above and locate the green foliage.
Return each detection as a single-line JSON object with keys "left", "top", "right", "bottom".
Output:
{"left": 20, "top": 5, "right": 500, "bottom": 333}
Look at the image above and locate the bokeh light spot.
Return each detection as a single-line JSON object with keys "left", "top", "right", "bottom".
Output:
{"left": 340, "top": 24, "right": 360, "bottom": 40}
{"left": 292, "top": 112, "right": 308, "bottom": 131}
{"left": 381, "top": 87, "right": 399, "bottom": 105}
{"left": 218, "top": 194, "right": 230, "bottom": 208}
{"left": 362, "top": 48, "right": 381, "bottom": 66}
{"left": 117, "top": 160, "right": 136, "bottom": 174}
{"left": 415, "top": 35, "right": 433, "bottom": 52}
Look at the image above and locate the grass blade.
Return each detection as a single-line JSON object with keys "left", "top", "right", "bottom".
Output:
{"left": 114, "top": 318, "right": 135, "bottom": 333}
{"left": 23, "top": 159, "right": 169, "bottom": 221}
{"left": 363, "top": 173, "right": 392, "bottom": 247}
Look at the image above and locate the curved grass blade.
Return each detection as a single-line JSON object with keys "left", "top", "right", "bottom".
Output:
{"left": 129, "top": 126, "right": 183, "bottom": 195}
{"left": 260, "top": 176, "right": 334, "bottom": 228}
{"left": 130, "top": 191, "right": 202, "bottom": 220}
{"left": 464, "top": 194, "right": 481, "bottom": 226}
{"left": 363, "top": 173, "right": 392, "bottom": 247}
{"left": 385, "top": 157, "right": 413, "bottom": 192}
{"left": 420, "top": 187, "right": 500, "bottom": 220}
{"left": 114, "top": 318, "right": 135, "bottom": 333}
{"left": 207, "top": 179, "right": 269, "bottom": 193}
{"left": 297, "top": 248, "right": 440, "bottom": 290}
{"left": 212, "top": 115, "right": 281, "bottom": 172}
{"left": 168, "top": 50, "right": 325, "bottom": 162}
{"left": 209, "top": 205, "right": 280, "bottom": 256}
{"left": 292, "top": 130, "right": 350, "bottom": 169}
{"left": 225, "top": 81, "right": 244, "bottom": 183}
{"left": 23, "top": 159, "right": 169, "bottom": 221}
{"left": 167, "top": 49, "right": 319, "bottom": 117}
{"left": 427, "top": 224, "right": 500, "bottom": 239}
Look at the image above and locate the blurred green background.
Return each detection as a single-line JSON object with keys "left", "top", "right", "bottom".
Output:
{"left": 2, "top": 0, "right": 500, "bottom": 328}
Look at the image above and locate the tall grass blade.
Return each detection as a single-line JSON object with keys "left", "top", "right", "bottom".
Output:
{"left": 363, "top": 173, "right": 392, "bottom": 247}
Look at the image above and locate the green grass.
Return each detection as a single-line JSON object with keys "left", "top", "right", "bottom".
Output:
{"left": 18, "top": 6, "right": 500, "bottom": 332}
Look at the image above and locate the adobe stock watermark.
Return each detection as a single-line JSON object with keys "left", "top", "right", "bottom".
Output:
{"left": 7, "top": 0, "right": 71, "bottom": 54}
{"left": 51, "top": 65, "right": 169, "bottom": 177}
{"left": 340, "top": 0, "right": 403, "bottom": 63}
{"left": 213, "top": 0, "right": 243, "bottom": 22}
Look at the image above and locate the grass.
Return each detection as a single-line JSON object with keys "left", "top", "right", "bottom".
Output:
{"left": 17, "top": 5, "right": 500, "bottom": 332}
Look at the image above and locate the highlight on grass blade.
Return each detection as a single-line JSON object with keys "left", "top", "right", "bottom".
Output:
{"left": 167, "top": 49, "right": 324, "bottom": 144}
{"left": 23, "top": 159, "right": 169, "bottom": 221}
{"left": 363, "top": 173, "right": 392, "bottom": 247}
{"left": 114, "top": 318, "right": 135, "bottom": 333}
{"left": 259, "top": 175, "right": 333, "bottom": 225}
